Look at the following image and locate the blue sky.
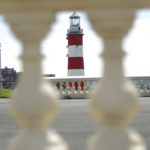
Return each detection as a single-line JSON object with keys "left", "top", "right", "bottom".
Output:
{"left": 0, "top": 10, "right": 150, "bottom": 77}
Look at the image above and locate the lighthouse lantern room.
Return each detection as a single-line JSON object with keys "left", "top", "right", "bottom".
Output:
{"left": 67, "top": 12, "right": 85, "bottom": 76}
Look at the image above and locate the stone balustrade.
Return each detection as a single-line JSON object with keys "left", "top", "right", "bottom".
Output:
{"left": 48, "top": 77, "right": 99, "bottom": 99}
{"left": 130, "top": 76, "right": 150, "bottom": 97}
{"left": 47, "top": 76, "right": 150, "bottom": 98}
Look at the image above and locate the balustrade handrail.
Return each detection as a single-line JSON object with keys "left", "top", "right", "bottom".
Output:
{"left": 45, "top": 76, "right": 100, "bottom": 81}
{"left": 46, "top": 76, "right": 150, "bottom": 80}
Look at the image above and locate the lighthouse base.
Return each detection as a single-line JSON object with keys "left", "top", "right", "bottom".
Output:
{"left": 68, "top": 69, "right": 84, "bottom": 76}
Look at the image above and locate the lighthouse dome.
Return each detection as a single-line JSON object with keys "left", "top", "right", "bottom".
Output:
{"left": 69, "top": 12, "right": 80, "bottom": 26}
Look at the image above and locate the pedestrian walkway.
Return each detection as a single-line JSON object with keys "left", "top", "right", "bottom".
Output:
{"left": 0, "top": 98, "right": 150, "bottom": 150}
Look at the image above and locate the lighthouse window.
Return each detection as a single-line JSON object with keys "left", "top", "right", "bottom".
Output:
{"left": 70, "top": 17, "right": 80, "bottom": 26}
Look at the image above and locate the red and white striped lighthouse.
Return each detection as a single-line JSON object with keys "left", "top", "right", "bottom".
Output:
{"left": 66, "top": 12, "right": 84, "bottom": 76}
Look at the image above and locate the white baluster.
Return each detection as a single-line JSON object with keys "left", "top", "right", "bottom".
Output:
{"left": 64, "top": 81, "right": 70, "bottom": 99}
{"left": 65, "top": 81, "right": 69, "bottom": 93}
{"left": 72, "top": 81, "right": 76, "bottom": 93}
{"left": 63, "top": 81, "right": 67, "bottom": 94}
{"left": 59, "top": 81, "right": 63, "bottom": 94}
{"left": 78, "top": 81, "right": 82, "bottom": 93}
{"left": 143, "top": 80, "right": 147, "bottom": 96}
{"left": 4, "top": 12, "right": 67, "bottom": 150}
{"left": 146, "top": 80, "right": 150, "bottom": 95}
{"left": 67, "top": 81, "right": 72, "bottom": 94}
{"left": 83, "top": 80, "right": 88, "bottom": 93}
{"left": 80, "top": 80, "right": 85, "bottom": 93}
{"left": 86, "top": 81, "right": 90, "bottom": 94}
{"left": 83, "top": 80, "right": 90, "bottom": 98}
{"left": 90, "top": 80, "right": 94, "bottom": 93}
{"left": 136, "top": 79, "right": 141, "bottom": 96}
{"left": 87, "top": 10, "right": 146, "bottom": 150}
{"left": 56, "top": 81, "right": 61, "bottom": 93}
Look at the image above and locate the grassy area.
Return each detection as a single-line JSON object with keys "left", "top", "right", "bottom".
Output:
{"left": 0, "top": 89, "right": 13, "bottom": 98}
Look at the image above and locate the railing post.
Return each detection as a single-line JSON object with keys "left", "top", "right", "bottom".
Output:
{"left": 83, "top": 80, "right": 88, "bottom": 93}
{"left": 136, "top": 79, "right": 141, "bottom": 96}
{"left": 78, "top": 81, "right": 81, "bottom": 92}
{"left": 4, "top": 12, "right": 67, "bottom": 150}
{"left": 143, "top": 80, "right": 147, "bottom": 95}
{"left": 87, "top": 10, "right": 146, "bottom": 150}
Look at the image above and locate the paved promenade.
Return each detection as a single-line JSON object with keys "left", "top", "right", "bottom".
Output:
{"left": 0, "top": 98, "right": 150, "bottom": 150}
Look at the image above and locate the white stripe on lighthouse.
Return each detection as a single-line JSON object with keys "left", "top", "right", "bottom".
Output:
{"left": 68, "top": 69, "right": 85, "bottom": 76}
{"left": 68, "top": 45, "right": 83, "bottom": 57}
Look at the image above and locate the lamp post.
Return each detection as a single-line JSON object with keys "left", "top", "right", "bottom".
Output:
{"left": 0, "top": 43, "right": 2, "bottom": 94}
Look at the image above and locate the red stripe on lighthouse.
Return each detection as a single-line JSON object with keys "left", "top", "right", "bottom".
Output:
{"left": 68, "top": 57, "right": 84, "bottom": 69}
{"left": 67, "top": 34, "right": 83, "bottom": 45}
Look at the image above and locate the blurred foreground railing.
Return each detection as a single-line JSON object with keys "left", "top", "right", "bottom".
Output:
{"left": 1, "top": 0, "right": 150, "bottom": 150}
{"left": 47, "top": 76, "right": 150, "bottom": 98}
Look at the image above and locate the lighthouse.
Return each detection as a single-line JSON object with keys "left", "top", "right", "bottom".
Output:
{"left": 67, "top": 12, "right": 84, "bottom": 76}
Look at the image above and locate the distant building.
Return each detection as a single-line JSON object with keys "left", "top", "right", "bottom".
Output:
{"left": 0, "top": 67, "right": 55, "bottom": 89}
{"left": 44, "top": 74, "right": 55, "bottom": 77}
{"left": 1, "top": 67, "right": 18, "bottom": 89}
